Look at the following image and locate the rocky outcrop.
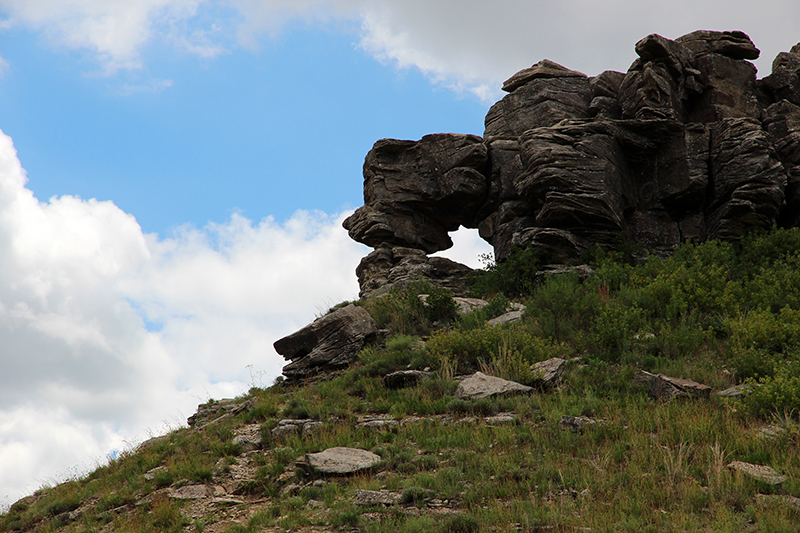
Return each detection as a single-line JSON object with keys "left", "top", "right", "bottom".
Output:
{"left": 344, "top": 31, "right": 800, "bottom": 295}
{"left": 274, "top": 304, "right": 377, "bottom": 380}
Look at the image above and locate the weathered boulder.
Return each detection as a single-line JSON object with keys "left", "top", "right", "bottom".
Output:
{"left": 455, "top": 372, "right": 533, "bottom": 400}
{"left": 275, "top": 304, "right": 377, "bottom": 379}
{"left": 303, "top": 447, "right": 381, "bottom": 475}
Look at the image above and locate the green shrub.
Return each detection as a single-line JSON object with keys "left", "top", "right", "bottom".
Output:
{"left": 440, "top": 514, "right": 480, "bottom": 533}
{"left": 459, "top": 294, "right": 511, "bottom": 330}
{"left": 469, "top": 246, "right": 543, "bottom": 298}
{"left": 744, "top": 361, "right": 800, "bottom": 418}
{"left": 362, "top": 281, "right": 458, "bottom": 334}
{"left": 426, "top": 325, "right": 571, "bottom": 376}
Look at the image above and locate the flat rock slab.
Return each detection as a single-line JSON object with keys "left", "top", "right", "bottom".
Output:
{"left": 455, "top": 372, "right": 533, "bottom": 400}
{"left": 728, "top": 461, "right": 787, "bottom": 485}
{"left": 354, "top": 489, "right": 402, "bottom": 506}
{"left": 305, "top": 447, "right": 381, "bottom": 474}
{"left": 168, "top": 485, "right": 212, "bottom": 500}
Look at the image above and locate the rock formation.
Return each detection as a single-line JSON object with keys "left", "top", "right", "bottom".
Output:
{"left": 344, "top": 30, "right": 800, "bottom": 297}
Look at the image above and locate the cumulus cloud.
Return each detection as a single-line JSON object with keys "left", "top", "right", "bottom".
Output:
{"left": 0, "top": 128, "right": 367, "bottom": 505}
{"left": 3, "top": 1, "right": 800, "bottom": 96}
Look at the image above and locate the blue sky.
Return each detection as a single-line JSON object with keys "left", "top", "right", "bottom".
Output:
{"left": 2, "top": 0, "right": 800, "bottom": 508}
{"left": 0, "top": 22, "right": 487, "bottom": 234}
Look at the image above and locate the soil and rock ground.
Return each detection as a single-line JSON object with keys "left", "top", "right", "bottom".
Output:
{"left": 4, "top": 226, "right": 800, "bottom": 532}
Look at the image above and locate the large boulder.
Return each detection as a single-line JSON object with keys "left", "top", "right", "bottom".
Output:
{"left": 275, "top": 304, "right": 377, "bottom": 379}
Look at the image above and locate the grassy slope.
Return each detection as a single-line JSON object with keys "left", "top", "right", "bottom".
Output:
{"left": 3, "top": 228, "right": 800, "bottom": 533}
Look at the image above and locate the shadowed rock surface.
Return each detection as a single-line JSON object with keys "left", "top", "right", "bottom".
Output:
{"left": 343, "top": 30, "right": 800, "bottom": 297}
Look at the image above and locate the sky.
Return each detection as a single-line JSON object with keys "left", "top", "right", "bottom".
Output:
{"left": 1, "top": 0, "right": 800, "bottom": 507}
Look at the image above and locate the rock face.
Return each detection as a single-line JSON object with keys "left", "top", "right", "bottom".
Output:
{"left": 343, "top": 31, "right": 800, "bottom": 295}
{"left": 274, "top": 304, "right": 377, "bottom": 380}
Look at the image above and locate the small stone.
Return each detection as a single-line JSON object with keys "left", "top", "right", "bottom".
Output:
{"left": 558, "top": 415, "right": 604, "bottom": 433}
{"left": 305, "top": 447, "right": 382, "bottom": 474}
{"left": 353, "top": 489, "right": 402, "bottom": 506}
{"left": 728, "top": 461, "right": 787, "bottom": 485}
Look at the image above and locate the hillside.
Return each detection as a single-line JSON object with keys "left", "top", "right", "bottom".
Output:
{"left": 2, "top": 227, "right": 800, "bottom": 532}
{"left": 4, "top": 28, "right": 800, "bottom": 532}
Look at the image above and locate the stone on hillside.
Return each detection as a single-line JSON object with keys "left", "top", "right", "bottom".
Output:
{"left": 531, "top": 357, "right": 567, "bottom": 387}
{"left": 455, "top": 372, "right": 533, "bottom": 400}
{"left": 355, "top": 246, "right": 473, "bottom": 298}
{"left": 383, "top": 370, "right": 431, "bottom": 390}
{"left": 717, "top": 383, "right": 754, "bottom": 398}
{"left": 304, "top": 447, "right": 382, "bottom": 475}
{"left": 271, "top": 419, "right": 323, "bottom": 440}
{"left": 232, "top": 424, "right": 263, "bottom": 452}
{"left": 275, "top": 304, "right": 377, "bottom": 379}
{"left": 487, "top": 304, "right": 525, "bottom": 326}
{"left": 635, "top": 370, "right": 711, "bottom": 400}
{"left": 452, "top": 297, "right": 490, "bottom": 315}
{"left": 354, "top": 489, "right": 402, "bottom": 506}
{"left": 143, "top": 466, "right": 168, "bottom": 481}
{"left": 168, "top": 485, "right": 212, "bottom": 500}
{"left": 756, "top": 494, "right": 800, "bottom": 510}
{"left": 728, "top": 461, "right": 787, "bottom": 485}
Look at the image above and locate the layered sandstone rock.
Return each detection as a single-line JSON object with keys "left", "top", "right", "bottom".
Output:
{"left": 344, "top": 30, "right": 800, "bottom": 296}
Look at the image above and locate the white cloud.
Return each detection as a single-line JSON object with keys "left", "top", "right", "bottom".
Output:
{"left": 3, "top": 1, "right": 800, "bottom": 98}
{"left": 0, "top": 128, "right": 366, "bottom": 506}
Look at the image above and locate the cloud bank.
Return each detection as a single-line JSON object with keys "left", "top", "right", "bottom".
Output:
{"left": 2, "top": 0, "right": 800, "bottom": 98}
{"left": 0, "top": 125, "right": 490, "bottom": 505}
{"left": 0, "top": 128, "right": 374, "bottom": 504}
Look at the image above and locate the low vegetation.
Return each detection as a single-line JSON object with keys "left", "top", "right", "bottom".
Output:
{"left": 3, "top": 227, "right": 800, "bottom": 532}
